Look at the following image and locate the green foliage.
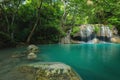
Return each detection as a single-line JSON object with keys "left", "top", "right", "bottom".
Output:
{"left": 94, "top": 25, "right": 100, "bottom": 33}
{"left": 31, "top": 26, "right": 64, "bottom": 44}
{"left": 0, "top": 32, "right": 11, "bottom": 42}
{"left": 108, "top": 24, "right": 114, "bottom": 30}
{"left": 71, "top": 26, "right": 80, "bottom": 36}
{"left": 1, "top": 0, "right": 120, "bottom": 47}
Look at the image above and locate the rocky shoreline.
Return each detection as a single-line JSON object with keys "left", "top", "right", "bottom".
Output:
{"left": 19, "top": 62, "right": 82, "bottom": 80}
{"left": 0, "top": 45, "right": 83, "bottom": 80}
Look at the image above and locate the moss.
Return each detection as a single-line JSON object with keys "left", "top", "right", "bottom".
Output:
{"left": 108, "top": 24, "right": 114, "bottom": 29}
{"left": 94, "top": 25, "right": 100, "bottom": 34}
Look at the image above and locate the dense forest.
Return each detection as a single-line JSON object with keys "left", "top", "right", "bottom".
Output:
{"left": 0, "top": 0, "right": 120, "bottom": 48}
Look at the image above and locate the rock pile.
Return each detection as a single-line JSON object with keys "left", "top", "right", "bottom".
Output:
{"left": 27, "top": 44, "right": 39, "bottom": 60}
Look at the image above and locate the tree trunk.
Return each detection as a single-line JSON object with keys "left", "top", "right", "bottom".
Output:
{"left": 26, "top": 0, "right": 43, "bottom": 44}
{"left": 61, "top": 0, "right": 68, "bottom": 31}
{"left": 10, "top": 0, "right": 21, "bottom": 41}
{"left": 26, "top": 18, "right": 39, "bottom": 43}
{"left": 0, "top": 4, "right": 10, "bottom": 33}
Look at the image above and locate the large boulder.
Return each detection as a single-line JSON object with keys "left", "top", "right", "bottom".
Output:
{"left": 18, "top": 62, "right": 82, "bottom": 80}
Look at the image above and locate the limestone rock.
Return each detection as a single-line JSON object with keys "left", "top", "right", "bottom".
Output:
{"left": 27, "top": 44, "right": 39, "bottom": 53}
{"left": 111, "top": 37, "right": 120, "bottom": 43}
{"left": 18, "top": 62, "right": 82, "bottom": 80}
{"left": 92, "top": 38, "right": 99, "bottom": 43}
{"left": 71, "top": 24, "right": 113, "bottom": 42}
{"left": 27, "top": 52, "right": 37, "bottom": 60}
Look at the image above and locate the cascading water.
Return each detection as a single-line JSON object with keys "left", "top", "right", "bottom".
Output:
{"left": 80, "top": 30, "right": 84, "bottom": 41}
{"left": 100, "top": 26, "right": 106, "bottom": 41}
{"left": 71, "top": 24, "right": 114, "bottom": 43}
{"left": 106, "top": 27, "right": 112, "bottom": 38}
{"left": 86, "top": 25, "right": 94, "bottom": 41}
{"left": 80, "top": 25, "right": 94, "bottom": 42}
{"left": 99, "top": 26, "right": 112, "bottom": 42}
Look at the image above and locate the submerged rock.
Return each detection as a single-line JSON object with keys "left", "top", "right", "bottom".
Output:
{"left": 18, "top": 62, "right": 82, "bottom": 80}
{"left": 27, "top": 52, "right": 37, "bottom": 60}
{"left": 11, "top": 45, "right": 39, "bottom": 60}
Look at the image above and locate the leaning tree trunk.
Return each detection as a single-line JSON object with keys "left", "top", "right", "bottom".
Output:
{"left": 61, "top": 0, "right": 68, "bottom": 31}
{"left": 26, "top": 0, "right": 43, "bottom": 44}
{"left": 26, "top": 18, "right": 39, "bottom": 43}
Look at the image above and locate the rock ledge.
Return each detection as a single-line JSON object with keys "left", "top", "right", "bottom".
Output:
{"left": 19, "top": 62, "right": 82, "bottom": 80}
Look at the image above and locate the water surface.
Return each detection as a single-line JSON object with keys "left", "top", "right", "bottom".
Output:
{"left": 0, "top": 43, "right": 120, "bottom": 80}
{"left": 38, "top": 43, "right": 120, "bottom": 80}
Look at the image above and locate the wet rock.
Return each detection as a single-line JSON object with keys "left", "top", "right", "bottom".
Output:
{"left": 60, "top": 30, "right": 71, "bottom": 44}
{"left": 91, "top": 38, "right": 99, "bottom": 43}
{"left": 71, "top": 40, "right": 85, "bottom": 44}
{"left": 27, "top": 52, "right": 37, "bottom": 60}
{"left": 18, "top": 62, "right": 82, "bottom": 80}
{"left": 27, "top": 44, "right": 39, "bottom": 54}
{"left": 111, "top": 37, "right": 120, "bottom": 43}
{"left": 11, "top": 51, "right": 25, "bottom": 58}
{"left": 11, "top": 45, "right": 39, "bottom": 60}
{"left": 26, "top": 45, "right": 39, "bottom": 60}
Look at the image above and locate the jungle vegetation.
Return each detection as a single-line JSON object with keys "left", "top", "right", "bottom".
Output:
{"left": 0, "top": 0, "right": 120, "bottom": 48}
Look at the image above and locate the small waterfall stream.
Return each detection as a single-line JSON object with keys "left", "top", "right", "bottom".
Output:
{"left": 80, "top": 24, "right": 94, "bottom": 42}
{"left": 99, "top": 26, "right": 112, "bottom": 41}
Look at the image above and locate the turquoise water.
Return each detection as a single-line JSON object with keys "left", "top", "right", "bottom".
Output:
{"left": 39, "top": 44, "right": 120, "bottom": 80}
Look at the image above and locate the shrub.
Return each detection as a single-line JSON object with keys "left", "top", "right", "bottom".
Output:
{"left": 71, "top": 26, "right": 80, "bottom": 36}
{"left": 0, "top": 32, "right": 15, "bottom": 49}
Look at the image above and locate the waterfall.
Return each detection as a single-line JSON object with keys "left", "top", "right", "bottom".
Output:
{"left": 86, "top": 25, "right": 93, "bottom": 41}
{"left": 80, "top": 30, "right": 84, "bottom": 41}
{"left": 100, "top": 26, "right": 106, "bottom": 41}
{"left": 61, "top": 29, "right": 71, "bottom": 44}
{"left": 71, "top": 24, "right": 114, "bottom": 43}
{"left": 106, "top": 27, "right": 112, "bottom": 38}
{"left": 80, "top": 25, "right": 94, "bottom": 42}
{"left": 80, "top": 25, "right": 86, "bottom": 41}
{"left": 101, "top": 26, "right": 105, "bottom": 36}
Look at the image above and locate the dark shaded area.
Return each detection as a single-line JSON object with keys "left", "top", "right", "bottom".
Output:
{"left": 71, "top": 33, "right": 95, "bottom": 42}
{"left": 0, "top": 32, "right": 16, "bottom": 49}
{"left": 97, "top": 36, "right": 111, "bottom": 42}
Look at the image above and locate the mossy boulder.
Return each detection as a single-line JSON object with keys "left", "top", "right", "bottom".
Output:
{"left": 18, "top": 62, "right": 82, "bottom": 80}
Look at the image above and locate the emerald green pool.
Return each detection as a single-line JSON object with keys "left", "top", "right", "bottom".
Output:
{"left": 39, "top": 44, "right": 120, "bottom": 80}
{"left": 0, "top": 43, "right": 120, "bottom": 80}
